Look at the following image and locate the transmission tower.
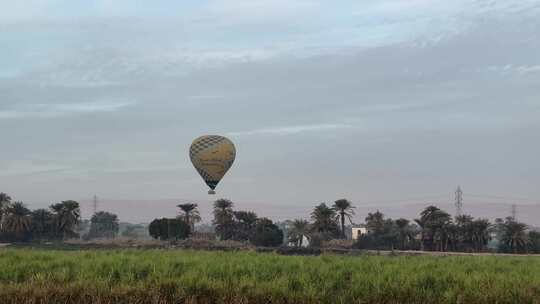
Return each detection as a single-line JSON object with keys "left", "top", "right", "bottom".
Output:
{"left": 93, "top": 195, "right": 98, "bottom": 214}
{"left": 455, "top": 186, "right": 463, "bottom": 217}
{"left": 511, "top": 204, "right": 517, "bottom": 221}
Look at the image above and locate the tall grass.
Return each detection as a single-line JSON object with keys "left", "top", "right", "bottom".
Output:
{"left": 0, "top": 249, "right": 539, "bottom": 303}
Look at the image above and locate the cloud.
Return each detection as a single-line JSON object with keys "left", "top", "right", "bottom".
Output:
{"left": 1, "top": 0, "right": 539, "bottom": 218}
{"left": 186, "top": 95, "right": 227, "bottom": 102}
{"left": 483, "top": 65, "right": 540, "bottom": 76}
{"left": 227, "top": 123, "right": 353, "bottom": 136}
{"left": 0, "top": 160, "right": 71, "bottom": 178}
{"left": 0, "top": 100, "right": 135, "bottom": 119}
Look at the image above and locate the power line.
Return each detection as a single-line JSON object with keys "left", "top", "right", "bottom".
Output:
{"left": 358, "top": 194, "right": 451, "bottom": 206}
{"left": 468, "top": 194, "right": 540, "bottom": 203}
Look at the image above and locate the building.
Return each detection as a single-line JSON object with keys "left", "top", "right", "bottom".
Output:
{"left": 351, "top": 227, "right": 368, "bottom": 240}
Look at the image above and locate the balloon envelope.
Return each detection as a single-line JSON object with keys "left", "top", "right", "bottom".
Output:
{"left": 189, "top": 135, "right": 236, "bottom": 191}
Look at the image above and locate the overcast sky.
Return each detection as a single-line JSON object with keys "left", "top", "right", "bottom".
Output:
{"left": 1, "top": 0, "right": 539, "bottom": 222}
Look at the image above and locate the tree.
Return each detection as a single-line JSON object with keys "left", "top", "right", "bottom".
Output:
{"left": 414, "top": 217, "right": 427, "bottom": 251}
{"left": 498, "top": 217, "right": 529, "bottom": 253}
{"left": 455, "top": 215, "right": 474, "bottom": 251}
{"left": 149, "top": 218, "right": 190, "bottom": 240}
{"left": 31, "top": 209, "right": 54, "bottom": 241}
{"left": 0, "top": 192, "right": 12, "bottom": 230}
{"left": 471, "top": 218, "right": 492, "bottom": 252}
{"left": 249, "top": 218, "right": 284, "bottom": 247}
{"left": 395, "top": 218, "right": 416, "bottom": 250}
{"left": 232, "top": 210, "right": 258, "bottom": 241}
{"left": 429, "top": 211, "right": 452, "bottom": 252}
{"left": 365, "top": 211, "right": 385, "bottom": 235}
{"left": 357, "top": 211, "right": 399, "bottom": 250}
{"left": 332, "top": 199, "right": 355, "bottom": 239}
{"left": 0, "top": 193, "right": 11, "bottom": 204}
{"left": 213, "top": 199, "right": 235, "bottom": 240}
{"left": 177, "top": 203, "right": 201, "bottom": 231}
{"left": 288, "top": 219, "right": 310, "bottom": 247}
{"left": 528, "top": 231, "right": 540, "bottom": 254}
{"left": 416, "top": 206, "right": 452, "bottom": 251}
{"left": 233, "top": 211, "right": 258, "bottom": 226}
{"left": 87, "top": 211, "right": 120, "bottom": 239}
{"left": 2, "top": 202, "right": 32, "bottom": 241}
{"left": 121, "top": 224, "right": 146, "bottom": 238}
{"left": 50, "top": 200, "right": 81, "bottom": 239}
{"left": 310, "top": 203, "right": 338, "bottom": 237}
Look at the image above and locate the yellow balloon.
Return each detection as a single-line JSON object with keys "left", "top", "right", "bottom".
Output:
{"left": 189, "top": 135, "right": 236, "bottom": 194}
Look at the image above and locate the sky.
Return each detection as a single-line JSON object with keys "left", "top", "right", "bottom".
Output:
{"left": 1, "top": 0, "right": 539, "bottom": 223}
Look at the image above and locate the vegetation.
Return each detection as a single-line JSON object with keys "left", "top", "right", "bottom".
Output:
{"left": 249, "top": 218, "right": 283, "bottom": 247}
{"left": 497, "top": 216, "right": 530, "bottom": 253}
{"left": 213, "top": 198, "right": 235, "bottom": 240}
{"left": 288, "top": 219, "right": 310, "bottom": 247}
{"left": 0, "top": 192, "right": 13, "bottom": 232}
{"left": 148, "top": 218, "right": 191, "bottom": 240}
{"left": 310, "top": 203, "right": 339, "bottom": 239}
{"left": 1, "top": 191, "right": 538, "bottom": 254}
{"left": 87, "top": 211, "right": 120, "bottom": 239}
{"left": 354, "top": 206, "right": 534, "bottom": 254}
{"left": 177, "top": 203, "right": 201, "bottom": 231}
{"left": 1, "top": 202, "right": 32, "bottom": 241}
{"left": 529, "top": 231, "right": 540, "bottom": 253}
{"left": 0, "top": 249, "right": 539, "bottom": 304}
{"left": 120, "top": 224, "right": 148, "bottom": 239}
{"left": 208, "top": 201, "right": 283, "bottom": 246}
{"left": 332, "top": 199, "right": 355, "bottom": 239}
{"left": 49, "top": 200, "right": 81, "bottom": 240}
{"left": 0, "top": 199, "right": 82, "bottom": 242}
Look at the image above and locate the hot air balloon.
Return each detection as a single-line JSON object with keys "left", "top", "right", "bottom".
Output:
{"left": 189, "top": 135, "right": 236, "bottom": 195}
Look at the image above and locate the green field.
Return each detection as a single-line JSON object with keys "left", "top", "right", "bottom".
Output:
{"left": 0, "top": 249, "right": 539, "bottom": 304}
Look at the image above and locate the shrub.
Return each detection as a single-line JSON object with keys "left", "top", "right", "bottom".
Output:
{"left": 148, "top": 218, "right": 190, "bottom": 240}
{"left": 322, "top": 239, "right": 354, "bottom": 250}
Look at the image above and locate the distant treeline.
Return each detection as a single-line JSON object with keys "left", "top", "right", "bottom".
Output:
{"left": 1, "top": 192, "right": 539, "bottom": 253}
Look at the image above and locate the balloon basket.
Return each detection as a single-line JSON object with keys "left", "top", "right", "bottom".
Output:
{"left": 208, "top": 190, "right": 216, "bottom": 195}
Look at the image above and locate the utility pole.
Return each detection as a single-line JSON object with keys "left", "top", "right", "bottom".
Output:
{"left": 455, "top": 186, "right": 463, "bottom": 217}
{"left": 511, "top": 204, "right": 517, "bottom": 221}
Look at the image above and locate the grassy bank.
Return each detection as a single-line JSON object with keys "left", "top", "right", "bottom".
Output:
{"left": 0, "top": 249, "right": 539, "bottom": 303}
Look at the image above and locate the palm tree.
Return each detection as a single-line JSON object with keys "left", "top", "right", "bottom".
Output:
{"left": 420, "top": 205, "right": 441, "bottom": 220}
{"left": 311, "top": 203, "right": 338, "bottom": 236}
{"left": 414, "top": 217, "right": 427, "bottom": 251}
{"left": 214, "top": 199, "right": 233, "bottom": 214}
{"left": 0, "top": 192, "right": 12, "bottom": 230}
{"left": 365, "top": 211, "right": 385, "bottom": 235}
{"left": 417, "top": 206, "right": 452, "bottom": 251}
{"left": 31, "top": 209, "right": 54, "bottom": 240}
{"left": 233, "top": 211, "right": 258, "bottom": 226}
{"left": 288, "top": 219, "right": 310, "bottom": 247}
{"left": 232, "top": 211, "right": 258, "bottom": 241}
{"left": 332, "top": 199, "right": 355, "bottom": 239}
{"left": 500, "top": 217, "right": 529, "bottom": 253}
{"left": 0, "top": 192, "right": 11, "bottom": 207}
{"left": 177, "top": 203, "right": 201, "bottom": 231}
{"left": 455, "top": 214, "right": 474, "bottom": 251}
{"left": 395, "top": 218, "right": 413, "bottom": 250}
{"left": 471, "top": 219, "right": 491, "bottom": 252}
{"left": 213, "top": 199, "right": 234, "bottom": 240}
{"left": 2, "top": 202, "right": 32, "bottom": 240}
{"left": 430, "top": 211, "right": 452, "bottom": 252}
{"left": 50, "top": 200, "right": 81, "bottom": 239}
